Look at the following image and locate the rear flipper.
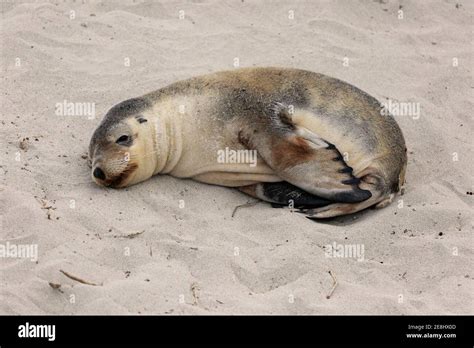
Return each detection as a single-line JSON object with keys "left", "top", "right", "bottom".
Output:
{"left": 303, "top": 172, "right": 392, "bottom": 218}
{"left": 239, "top": 181, "right": 333, "bottom": 209}
{"left": 240, "top": 172, "right": 394, "bottom": 218}
{"left": 303, "top": 198, "right": 379, "bottom": 219}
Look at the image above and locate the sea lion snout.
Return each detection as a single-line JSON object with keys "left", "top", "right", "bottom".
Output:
{"left": 89, "top": 131, "right": 139, "bottom": 188}
{"left": 93, "top": 167, "right": 106, "bottom": 181}
{"left": 90, "top": 150, "right": 138, "bottom": 188}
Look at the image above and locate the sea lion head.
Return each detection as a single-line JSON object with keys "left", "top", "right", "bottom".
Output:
{"left": 88, "top": 97, "right": 158, "bottom": 188}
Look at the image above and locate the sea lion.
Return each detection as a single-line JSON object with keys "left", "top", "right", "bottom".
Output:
{"left": 88, "top": 67, "right": 407, "bottom": 218}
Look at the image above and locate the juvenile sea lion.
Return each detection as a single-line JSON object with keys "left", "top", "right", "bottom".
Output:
{"left": 88, "top": 67, "right": 407, "bottom": 218}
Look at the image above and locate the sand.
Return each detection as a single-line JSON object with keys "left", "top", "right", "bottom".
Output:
{"left": 0, "top": 0, "right": 472, "bottom": 314}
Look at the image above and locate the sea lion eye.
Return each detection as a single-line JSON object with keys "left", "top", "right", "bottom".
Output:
{"left": 116, "top": 135, "right": 131, "bottom": 145}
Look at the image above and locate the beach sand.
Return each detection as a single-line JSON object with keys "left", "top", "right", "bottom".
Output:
{"left": 0, "top": 0, "right": 472, "bottom": 314}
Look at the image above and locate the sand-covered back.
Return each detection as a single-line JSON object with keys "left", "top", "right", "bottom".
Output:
{"left": 0, "top": 0, "right": 472, "bottom": 314}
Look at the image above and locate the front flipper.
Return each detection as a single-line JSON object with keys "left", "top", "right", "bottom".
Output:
{"left": 239, "top": 181, "right": 333, "bottom": 209}
{"left": 239, "top": 102, "right": 371, "bottom": 203}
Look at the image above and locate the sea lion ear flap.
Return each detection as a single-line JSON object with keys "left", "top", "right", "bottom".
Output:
{"left": 269, "top": 101, "right": 294, "bottom": 129}
{"left": 136, "top": 115, "right": 148, "bottom": 124}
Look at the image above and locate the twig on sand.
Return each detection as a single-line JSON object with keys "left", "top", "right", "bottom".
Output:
{"left": 60, "top": 270, "right": 102, "bottom": 286}
{"left": 117, "top": 230, "right": 145, "bottom": 239}
{"left": 231, "top": 200, "right": 260, "bottom": 218}
{"left": 107, "top": 230, "right": 145, "bottom": 239}
{"left": 48, "top": 282, "right": 64, "bottom": 293}
{"left": 190, "top": 282, "right": 200, "bottom": 306}
{"left": 326, "top": 270, "right": 338, "bottom": 299}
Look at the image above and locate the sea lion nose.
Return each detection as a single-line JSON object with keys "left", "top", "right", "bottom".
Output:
{"left": 93, "top": 167, "right": 106, "bottom": 180}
